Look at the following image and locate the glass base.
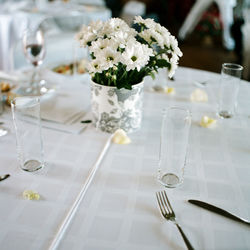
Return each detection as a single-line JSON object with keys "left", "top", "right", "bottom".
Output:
{"left": 17, "top": 79, "right": 55, "bottom": 97}
{"left": 17, "top": 86, "right": 54, "bottom": 97}
{"left": 22, "top": 160, "right": 43, "bottom": 172}
{"left": 218, "top": 111, "right": 233, "bottom": 119}
{"left": 158, "top": 173, "right": 182, "bottom": 188}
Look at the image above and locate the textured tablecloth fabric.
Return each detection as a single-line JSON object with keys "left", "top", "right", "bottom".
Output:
{"left": 0, "top": 67, "right": 250, "bottom": 250}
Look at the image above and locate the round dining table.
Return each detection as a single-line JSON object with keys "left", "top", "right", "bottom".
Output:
{"left": 0, "top": 63, "right": 250, "bottom": 250}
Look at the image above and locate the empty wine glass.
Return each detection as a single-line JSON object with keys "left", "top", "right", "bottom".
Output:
{"left": 22, "top": 28, "right": 49, "bottom": 96}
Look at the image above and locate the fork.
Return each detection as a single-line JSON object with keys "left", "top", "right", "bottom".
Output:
{"left": 156, "top": 191, "right": 195, "bottom": 250}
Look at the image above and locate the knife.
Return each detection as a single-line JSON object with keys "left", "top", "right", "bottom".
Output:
{"left": 188, "top": 199, "right": 250, "bottom": 226}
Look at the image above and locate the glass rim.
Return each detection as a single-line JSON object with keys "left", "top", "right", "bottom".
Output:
{"left": 222, "top": 63, "right": 243, "bottom": 71}
{"left": 11, "top": 96, "right": 40, "bottom": 107}
{"left": 162, "top": 106, "right": 192, "bottom": 117}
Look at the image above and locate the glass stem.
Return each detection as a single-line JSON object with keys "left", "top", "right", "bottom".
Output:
{"left": 30, "top": 66, "right": 39, "bottom": 94}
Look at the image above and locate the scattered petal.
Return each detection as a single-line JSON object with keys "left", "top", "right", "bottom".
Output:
{"left": 112, "top": 129, "right": 131, "bottom": 144}
{"left": 190, "top": 89, "right": 208, "bottom": 102}
{"left": 23, "top": 190, "right": 40, "bottom": 200}
{"left": 165, "top": 87, "right": 175, "bottom": 95}
{"left": 200, "top": 116, "right": 217, "bottom": 128}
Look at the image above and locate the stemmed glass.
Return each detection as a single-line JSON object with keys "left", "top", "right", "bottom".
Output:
{"left": 22, "top": 28, "right": 48, "bottom": 96}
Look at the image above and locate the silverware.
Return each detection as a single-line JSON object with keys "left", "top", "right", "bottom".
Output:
{"left": 156, "top": 191, "right": 195, "bottom": 250}
{"left": 188, "top": 199, "right": 250, "bottom": 226}
{"left": 0, "top": 174, "right": 10, "bottom": 182}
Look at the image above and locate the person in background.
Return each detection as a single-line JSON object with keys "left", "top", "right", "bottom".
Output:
{"left": 231, "top": 0, "right": 248, "bottom": 64}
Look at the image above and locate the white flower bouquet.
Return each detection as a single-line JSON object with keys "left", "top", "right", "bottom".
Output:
{"left": 77, "top": 16, "right": 182, "bottom": 90}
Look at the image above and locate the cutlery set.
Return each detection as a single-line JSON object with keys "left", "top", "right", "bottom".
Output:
{"left": 156, "top": 190, "right": 250, "bottom": 249}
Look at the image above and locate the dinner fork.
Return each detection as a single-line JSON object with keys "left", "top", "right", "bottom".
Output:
{"left": 156, "top": 191, "right": 195, "bottom": 250}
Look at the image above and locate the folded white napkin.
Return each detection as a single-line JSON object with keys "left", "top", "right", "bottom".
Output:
{"left": 40, "top": 110, "right": 91, "bottom": 134}
{"left": 40, "top": 92, "right": 85, "bottom": 124}
{"left": 39, "top": 69, "right": 91, "bottom": 134}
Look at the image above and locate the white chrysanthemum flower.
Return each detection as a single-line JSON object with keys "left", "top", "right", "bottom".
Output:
{"left": 102, "top": 18, "right": 131, "bottom": 38}
{"left": 109, "top": 18, "right": 130, "bottom": 32}
{"left": 89, "top": 38, "right": 118, "bottom": 55}
{"left": 114, "top": 34, "right": 137, "bottom": 51}
{"left": 168, "top": 54, "right": 179, "bottom": 78}
{"left": 87, "top": 59, "right": 103, "bottom": 74}
{"left": 139, "top": 29, "right": 165, "bottom": 48}
{"left": 170, "top": 35, "right": 183, "bottom": 57}
{"left": 89, "top": 20, "right": 104, "bottom": 33}
{"left": 160, "top": 53, "right": 170, "bottom": 63}
{"left": 113, "top": 30, "right": 136, "bottom": 45}
{"left": 121, "top": 41, "right": 153, "bottom": 71}
{"left": 134, "top": 16, "right": 156, "bottom": 29}
{"left": 153, "top": 24, "right": 171, "bottom": 49}
{"left": 77, "top": 25, "right": 97, "bottom": 47}
{"left": 97, "top": 47, "right": 121, "bottom": 71}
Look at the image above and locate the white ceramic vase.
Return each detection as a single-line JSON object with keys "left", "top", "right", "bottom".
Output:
{"left": 90, "top": 80, "right": 144, "bottom": 133}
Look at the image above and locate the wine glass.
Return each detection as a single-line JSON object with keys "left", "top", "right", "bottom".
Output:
{"left": 22, "top": 28, "right": 48, "bottom": 96}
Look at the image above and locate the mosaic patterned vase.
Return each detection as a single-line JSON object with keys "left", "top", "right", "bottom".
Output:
{"left": 90, "top": 80, "right": 144, "bottom": 133}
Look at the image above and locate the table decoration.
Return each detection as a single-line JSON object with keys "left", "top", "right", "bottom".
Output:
{"left": 164, "top": 86, "right": 175, "bottom": 95}
{"left": 77, "top": 16, "right": 182, "bottom": 133}
{"left": 190, "top": 88, "right": 208, "bottom": 102}
{"left": 22, "top": 190, "right": 40, "bottom": 200}
{"left": 112, "top": 128, "right": 131, "bottom": 144}
{"left": 200, "top": 115, "right": 217, "bottom": 128}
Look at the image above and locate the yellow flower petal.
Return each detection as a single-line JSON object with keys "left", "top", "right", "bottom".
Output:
{"left": 165, "top": 87, "right": 175, "bottom": 95}
{"left": 190, "top": 89, "right": 208, "bottom": 102}
{"left": 200, "top": 116, "right": 216, "bottom": 128}
{"left": 112, "top": 129, "right": 131, "bottom": 144}
{"left": 23, "top": 190, "right": 40, "bottom": 200}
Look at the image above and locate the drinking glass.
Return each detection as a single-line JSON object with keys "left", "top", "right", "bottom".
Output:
{"left": 218, "top": 63, "right": 243, "bottom": 118}
{"left": 22, "top": 28, "right": 49, "bottom": 96}
{"left": 11, "top": 97, "right": 44, "bottom": 172}
{"left": 0, "top": 88, "right": 8, "bottom": 137}
{"left": 157, "top": 107, "right": 191, "bottom": 188}
{"left": 0, "top": 88, "right": 3, "bottom": 115}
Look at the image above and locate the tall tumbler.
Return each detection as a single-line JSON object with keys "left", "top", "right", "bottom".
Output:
{"left": 157, "top": 107, "right": 191, "bottom": 188}
{"left": 0, "top": 87, "right": 3, "bottom": 115}
{"left": 11, "top": 97, "right": 44, "bottom": 172}
{"left": 218, "top": 63, "right": 243, "bottom": 118}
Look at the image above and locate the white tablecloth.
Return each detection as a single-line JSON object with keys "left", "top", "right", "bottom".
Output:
{"left": 0, "top": 67, "right": 250, "bottom": 250}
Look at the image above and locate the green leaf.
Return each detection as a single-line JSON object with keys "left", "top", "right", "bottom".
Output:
{"left": 156, "top": 59, "right": 171, "bottom": 68}
{"left": 116, "top": 81, "right": 132, "bottom": 90}
{"left": 149, "top": 72, "right": 155, "bottom": 80}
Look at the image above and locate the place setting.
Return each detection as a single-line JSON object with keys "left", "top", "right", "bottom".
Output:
{"left": 0, "top": 4, "right": 250, "bottom": 249}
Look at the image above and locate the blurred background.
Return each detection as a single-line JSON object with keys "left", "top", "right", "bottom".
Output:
{"left": 105, "top": 0, "right": 250, "bottom": 81}
{"left": 0, "top": 0, "right": 250, "bottom": 80}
